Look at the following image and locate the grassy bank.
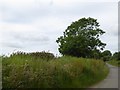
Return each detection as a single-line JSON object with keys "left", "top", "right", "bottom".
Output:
{"left": 2, "top": 52, "right": 109, "bottom": 88}
{"left": 108, "top": 60, "right": 120, "bottom": 67}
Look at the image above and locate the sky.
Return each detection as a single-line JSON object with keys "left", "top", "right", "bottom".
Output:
{"left": 0, "top": 0, "right": 119, "bottom": 56}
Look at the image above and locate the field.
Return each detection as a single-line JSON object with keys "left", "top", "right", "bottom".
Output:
{"left": 108, "top": 60, "right": 120, "bottom": 67}
{"left": 2, "top": 52, "right": 109, "bottom": 88}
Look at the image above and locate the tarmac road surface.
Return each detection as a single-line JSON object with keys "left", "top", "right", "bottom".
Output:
{"left": 90, "top": 63, "right": 119, "bottom": 88}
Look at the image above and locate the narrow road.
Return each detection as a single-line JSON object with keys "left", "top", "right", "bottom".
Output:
{"left": 90, "top": 63, "right": 119, "bottom": 88}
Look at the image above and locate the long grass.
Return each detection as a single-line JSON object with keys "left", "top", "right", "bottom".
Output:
{"left": 2, "top": 52, "right": 109, "bottom": 88}
{"left": 108, "top": 60, "right": 120, "bottom": 67}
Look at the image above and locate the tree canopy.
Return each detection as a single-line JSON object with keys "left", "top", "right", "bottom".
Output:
{"left": 101, "top": 50, "right": 112, "bottom": 61}
{"left": 56, "top": 17, "right": 106, "bottom": 58}
{"left": 112, "top": 52, "right": 120, "bottom": 60}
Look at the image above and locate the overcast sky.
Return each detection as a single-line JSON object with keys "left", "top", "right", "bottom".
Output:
{"left": 0, "top": 0, "right": 119, "bottom": 56}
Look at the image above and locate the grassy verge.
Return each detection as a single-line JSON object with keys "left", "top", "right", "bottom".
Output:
{"left": 2, "top": 53, "right": 109, "bottom": 88}
{"left": 107, "top": 60, "right": 120, "bottom": 67}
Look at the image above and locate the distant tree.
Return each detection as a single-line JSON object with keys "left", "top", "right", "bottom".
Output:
{"left": 56, "top": 17, "right": 106, "bottom": 58}
{"left": 101, "top": 50, "right": 112, "bottom": 61}
{"left": 112, "top": 52, "right": 120, "bottom": 60}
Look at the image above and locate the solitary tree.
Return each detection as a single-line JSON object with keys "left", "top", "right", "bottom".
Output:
{"left": 56, "top": 17, "right": 106, "bottom": 58}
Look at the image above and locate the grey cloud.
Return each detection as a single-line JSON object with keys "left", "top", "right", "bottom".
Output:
{"left": 1, "top": 30, "right": 50, "bottom": 51}
{"left": 1, "top": 41, "right": 23, "bottom": 49}
{"left": 12, "top": 33, "right": 50, "bottom": 43}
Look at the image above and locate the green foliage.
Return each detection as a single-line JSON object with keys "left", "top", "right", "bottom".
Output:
{"left": 112, "top": 52, "right": 120, "bottom": 61}
{"left": 2, "top": 54, "right": 109, "bottom": 88}
{"left": 56, "top": 17, "right": 106, "bottom": 58}
{"left": 101, "top": 50, "right": 112, "bottom": 61}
